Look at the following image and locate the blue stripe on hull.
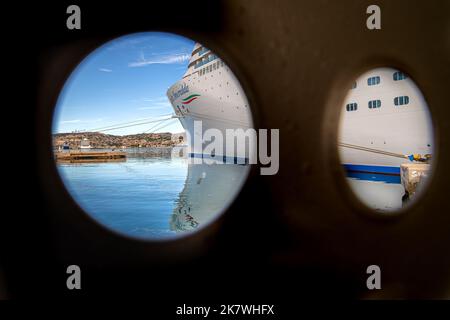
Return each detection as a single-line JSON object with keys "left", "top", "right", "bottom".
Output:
{"left": 343, "top": 164, "right": 401, "bottom": 184}
{"left": 343, "top": 164, "right": 400, "bottom": 175}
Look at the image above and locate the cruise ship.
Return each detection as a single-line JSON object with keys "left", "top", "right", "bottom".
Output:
{"left": 167, "top": 43, "right": 253, "bottom": 163}
{"left": 339, "top": 68, "right": 434, "bottom": 177}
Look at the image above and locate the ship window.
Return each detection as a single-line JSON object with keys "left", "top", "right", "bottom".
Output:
{"left": 367, "top": 76, "right": 381, "bottom": 86}
{"left": 346, "top": 102, "right": 358, "bottom": 111}
{"left": 368, "top": 99, "right": 381, "bottom": 109}
{"left": 393, "top": 71, "right": 408, "bottom": 81}
{"left": 394, "top": 95, "right": 410, "bottom": 106}
{"left": 195, "top": 46, "right": 209, "bottom": 57}
{"left": 351, "top": 82, "right": 357, "bottom": 89}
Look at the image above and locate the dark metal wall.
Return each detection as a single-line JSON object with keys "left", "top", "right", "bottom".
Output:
{"left": 3, "top": 0, "right": 449, "bottom": 300}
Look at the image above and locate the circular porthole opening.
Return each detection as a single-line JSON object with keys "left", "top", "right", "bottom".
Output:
{"left": 52, "top": 32, "right": 254, "bottom": 240}
{"left": 338, "top": 67, "right": 434, "bottom": 213}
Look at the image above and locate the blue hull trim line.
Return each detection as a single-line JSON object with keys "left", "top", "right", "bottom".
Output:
{"left": 343, "top": 164, "right": 400, "bottom": 175}
{"left": 346, "top": 171, "right": 401, "bottom": 184}
{"left": 189, "top": 153, "right": 249, "bottom": 165}
{"left": 343, "top": 164, "right": 401, "bottom": 184}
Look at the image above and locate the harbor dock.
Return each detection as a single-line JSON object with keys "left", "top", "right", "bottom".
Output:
{"left": 55, "top": 151, "right": 127, "bottom": 163}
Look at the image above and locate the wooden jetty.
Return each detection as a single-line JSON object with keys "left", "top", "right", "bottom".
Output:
{"left": 55, "top": 151, "right": 127, "bottom": 163}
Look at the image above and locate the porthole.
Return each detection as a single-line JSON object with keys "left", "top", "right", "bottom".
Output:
{"left": 52, "top": 32, "right": 254, "bottom": 240}
{"left": 338, "top": 67, "right": 434, "bottom": 213}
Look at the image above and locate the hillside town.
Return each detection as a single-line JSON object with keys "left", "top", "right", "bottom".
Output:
{"left": 53, "top": 132, "right": 184, "bottom": 150}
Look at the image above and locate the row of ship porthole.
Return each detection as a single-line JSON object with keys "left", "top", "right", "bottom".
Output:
{"left": 346, "top": 95, "right": 410, "bottom": 112}
{"left": 198, "top": 60, "right": 225, "bottom": 76}
{"left": 352, "top": 71, "right": 408, "bottom": 89}
{"left": 186, "top": 72, "right": 223, "bottom": 83}
{"left": 187, "top": 75, "right": 230, "bottom": 85}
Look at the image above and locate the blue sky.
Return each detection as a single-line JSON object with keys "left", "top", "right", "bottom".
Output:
{"left": 53, "top": 32, "right": 195, "bottom": 135}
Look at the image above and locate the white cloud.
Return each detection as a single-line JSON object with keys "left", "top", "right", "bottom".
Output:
{"left": 129, "top": 51, "right": 190, "bottom": 67}
{"left": 98, "top": 68, "right": 113, "bottom": 72}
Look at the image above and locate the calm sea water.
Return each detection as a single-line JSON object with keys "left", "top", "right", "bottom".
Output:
{"left": 58, "top": 148, "right": 189, "bottom": 239}
{"left": 57, "top": 147, "right": 249, "bottom": 239}
{"left": 58, "top": 148, "right": 405, "bottom": 240}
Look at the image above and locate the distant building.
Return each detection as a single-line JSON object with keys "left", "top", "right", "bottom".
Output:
{"left": 80, "top": 138, "right": 91, "bottom": 149}
{"left": 57, "top": 142, "right": 70, "bottom": 152}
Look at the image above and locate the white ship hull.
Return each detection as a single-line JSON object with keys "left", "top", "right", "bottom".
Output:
{"left": 338, "top": 68, "right": 433, "bottom": 176}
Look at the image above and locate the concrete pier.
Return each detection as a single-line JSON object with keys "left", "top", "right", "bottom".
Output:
{"left": 400, "top": 163, "right": 431, "bottom": 205}
{"left": 55, "top": 151, "right": 127, "bottom": 163}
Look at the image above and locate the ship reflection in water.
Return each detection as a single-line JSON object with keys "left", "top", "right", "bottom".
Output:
{"left": 57, "top": 147, "right": 249, "bottom": 240}
{"left": 170, "top": 161, "right": 247, "bottom": 232}
{"left": 345, "top": 174, "right": 404, "bottom": 212}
